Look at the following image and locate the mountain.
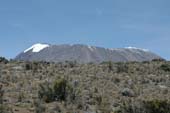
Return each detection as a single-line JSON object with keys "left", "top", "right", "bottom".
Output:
{"left": 15, "top": 43, "right": 162, "bottom": 63}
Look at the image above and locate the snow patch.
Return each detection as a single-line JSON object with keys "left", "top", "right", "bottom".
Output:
{"left": 24, "top": 43, "right": 49, "bottom": 53}
{"left": 125, "top": 47, "right": 149, "bottom": 52}
{"left": 88, "top": 46, "right": 95, "bottom": 51}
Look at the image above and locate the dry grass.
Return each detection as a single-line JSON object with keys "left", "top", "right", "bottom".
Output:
{"left": 0, "top": 59, "right": 170, "bottom": 113}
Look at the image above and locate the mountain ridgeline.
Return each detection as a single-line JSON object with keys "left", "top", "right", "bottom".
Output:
{"left": 15, "top": 43, "right": 162, "bottom": 63}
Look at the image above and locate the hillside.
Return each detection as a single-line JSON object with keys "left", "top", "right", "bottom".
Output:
{"left": 0, "top": 58, "right": 170, "bottom": 113}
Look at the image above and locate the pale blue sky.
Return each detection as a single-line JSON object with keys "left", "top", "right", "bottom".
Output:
{"left": 0, "top": 0, "right": 170, "bottom": 59}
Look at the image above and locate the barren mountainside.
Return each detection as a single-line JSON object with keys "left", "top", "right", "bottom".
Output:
{"left": 15, "top": 43, "right": 162, "bottom": 63}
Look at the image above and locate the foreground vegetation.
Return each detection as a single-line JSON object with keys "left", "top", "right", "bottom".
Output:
{"left": 0, "top": 57, "right": 170, "bottom": 113}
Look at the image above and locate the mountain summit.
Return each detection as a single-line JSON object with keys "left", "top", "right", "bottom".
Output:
{"left": 15, "top": 43, "right": 162, "bottom": 63}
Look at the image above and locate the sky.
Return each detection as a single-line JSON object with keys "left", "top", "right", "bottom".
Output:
{"left": 0, "top": 0, "right": 170, "bottom": 60}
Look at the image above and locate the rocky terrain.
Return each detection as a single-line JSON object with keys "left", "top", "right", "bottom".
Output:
{"left": 15, "top": 43, "right": 162, "bottom": 63}
{"left": 0, "top": 57, "right": 170, "bottom": 113}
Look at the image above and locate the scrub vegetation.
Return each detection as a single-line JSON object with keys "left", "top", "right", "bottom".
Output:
{"left": 0, "top": 57, "right": 170, "bottom": 113}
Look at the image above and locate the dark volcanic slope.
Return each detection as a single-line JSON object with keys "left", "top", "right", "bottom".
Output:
{"left": 15, "top": 43, "right": 162, "bottom": 63}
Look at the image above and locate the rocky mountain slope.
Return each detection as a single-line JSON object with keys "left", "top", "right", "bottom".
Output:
{"left": 15, "top": 43, "right": 162, "bottom": 63}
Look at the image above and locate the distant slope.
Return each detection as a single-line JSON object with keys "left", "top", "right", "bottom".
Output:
{"left": 15, "top": 43, "right": 162, "bottom": 63}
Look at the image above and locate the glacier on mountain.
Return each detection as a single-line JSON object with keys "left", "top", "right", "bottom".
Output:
{"left": 24, "top": 43, "right": 49, "bottom": 53}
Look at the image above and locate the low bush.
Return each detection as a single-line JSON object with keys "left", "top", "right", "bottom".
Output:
{"left": 152, "top": 58, "right": 166, "bottom": 62}
{"left": 38, "top": 78, "right": 74, "bottom": 103}
{"left": 160, "top": 63, "right": 170, "bottom": 72}
{"left": 117, "top": 99, "right": 170, "bottom": 113}
{"left": 144, "top": 99, "right": 170, "bottom": 113}
{"left": 116, "top": 63, "right": 129, "bottom": 73}
{"left": 53, "top": 78, "right": 71, "bottom": 101}
{"left": 38, "top": 82, "right": 54, "bottom": 103}
{"left": 33, "top": 99, "right": 46, "bottom": 113}
{"left": 0, "top": 57, "right": 8, "bottom": 64}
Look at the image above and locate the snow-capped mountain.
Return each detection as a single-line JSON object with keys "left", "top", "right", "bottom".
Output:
{"left": 24, "top": 43, "right": 49, "bottom": 53}
{"left": 15, "top": 43, "right": 162, "bottom": 63}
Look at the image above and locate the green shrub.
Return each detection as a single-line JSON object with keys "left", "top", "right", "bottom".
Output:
{"left": 18, "top": 91, "right": 25, "bottom": 102}
{"left": 0, "top": 57, "right": 8, "bottom": 64}
{"left": 53, "top": 78, "right": 73, "bottom": 101}
{"left": 0, "top": 105, "right": 13, "bottom": 113}
{"left": 33, "top": 99, "right": 46, "bottom": 113}
{"left": 116, "top": 63, "right": 128, "bottom": 73}
{"left": 0, "top": 85, "right": 4, "bottom": 113}
{"left": 152, "top": 58, "right": 166, "bottom": 62}
{"left": 25, "top": 63, "right": 32, "bottom": 70}
{"left": 0, "top": 85, "right": 12, "bottom": 113}
{"left": 38, "top": 78, "right": 74, "bottom": 103}
{"left": 144, "top": 100, "right": 170, "bottom": 113}
{"left": 0, "top": 85, "right": 3, "bottom": 104}
{"left": 160, "top": 64, "right": 170, "bottom": 72}
{"left": 117, "top": 100, "right": 143, "bottom": 113}
{"left": 117, "top": 99, "right": 170, "bottom": 113}
{"left": 108, "top": 61, "right": 114, "bottom": 72}
{"left": 38, "top": 82, "right": 54, "bottom": 103}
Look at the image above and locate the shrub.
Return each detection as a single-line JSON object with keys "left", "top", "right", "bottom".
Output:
{"left": 53, "top": 78, "right": 73, "bottom": 101}
{"left": 116, "top": 99, "right": 170, "bottom": 113}
{"left": 0, "top": 84, "right": 12, "bottom": 113}
{"left": 160, "top": 64, "right": 170, "bottom": 72}
{"left": 25, "top": 63, "right": 32, "bottom": 70}
{"left": 38, "top": 82, "right": 54, "bottom": 103}
{"left": 38, "top": 78, "right": 74, "bottom": 103}
{"left": 144, "top": 99, "right": 170, "bottom": 113}
{"left": 18, "top": 91, "right": 25, "bottom": 102}
{"left": 152, "top": 58, "right": 166, "bottom": 62}
{"left": 116, "top": 63, "right": 128, "bottom": 73}
{"left": 96, "top": 94, "right": 112, "bottom": 113}
{"left": 0, "top": 84, "right": 4, "bottom": 113}
{"left": 68, "top": 60, "right": 77, "bottom": 68}
{"left": 0, "top": 57, "right": 8, "bottom": 64}
{"left": 108, "top": 61, "right": 114, "bottom": 72}
{"left": 0, "top": 85, "right": 3, "bottom": 104}
{"left": 33, "top": 99, "right": 46, "bottom": 113}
